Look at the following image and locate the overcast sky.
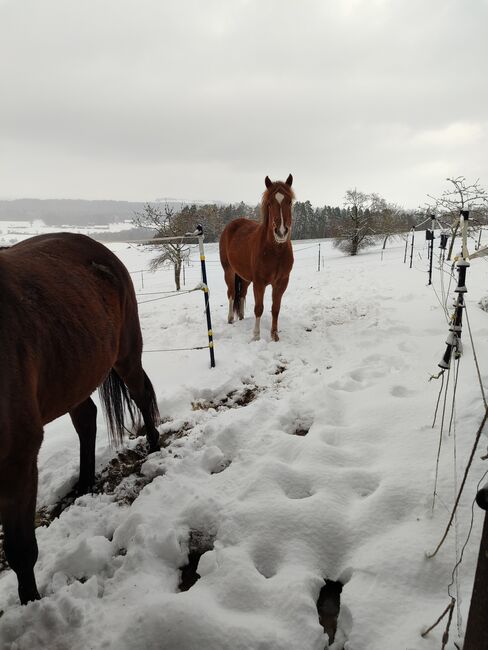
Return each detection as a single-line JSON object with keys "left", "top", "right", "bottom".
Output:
{"left": 1, "top": 0, "right": 487, "bottom": 208}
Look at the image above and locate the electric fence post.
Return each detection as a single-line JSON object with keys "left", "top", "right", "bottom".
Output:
{"left": 196, "top": 224, "right": 216, "bottom": 368}
{"left": 318, "top": 243, "right": 321, "bottom": 272}
{"left": 437, "top": 211, "right": 469, "bottom": 371}
{"left": 409, "top": 227, "right": 415, "bottom": 268}
{"left": 426, "top": 214, "right": 435, "bottom": 285}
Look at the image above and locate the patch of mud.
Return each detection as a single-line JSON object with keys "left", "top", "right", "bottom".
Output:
{"left": 92, "top": 443, "right": 152, "bottom": 504}
{"left": 192, "top": 385, "right": 259, "bottom": 411}
{"left": 274, "top": 362, "right": 287, "bottom": 375}
{"left": 178, "top": 530, "right": 216, "bottom": 592}
{"left": 161, "top": 421, "right": 194, "bottom": 442}
{"left": 0, "top": 436, "right": 166, "bottom": 576}
{"left": 317, "top": 579, "right": 343, "bottom": 646}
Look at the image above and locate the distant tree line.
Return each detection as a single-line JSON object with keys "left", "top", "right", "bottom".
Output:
{"left": 133, "top": 190, "right": 418, "bottom": 289}
{"left": 142, "top": 192, "right": 417, "bottom": 250}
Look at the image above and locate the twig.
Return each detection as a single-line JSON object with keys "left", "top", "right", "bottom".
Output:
{"left": 427, "top": 408, "right": 488, "bottom": 558}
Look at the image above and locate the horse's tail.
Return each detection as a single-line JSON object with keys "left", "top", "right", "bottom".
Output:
{"left": 142, "top": 370, "right": 160, "bottom": 428}
{"left": 234, "top": 273, "right": 242, "bottom": 319}
{"left": 99, "top": 369, "right": 138, "bottom": 447}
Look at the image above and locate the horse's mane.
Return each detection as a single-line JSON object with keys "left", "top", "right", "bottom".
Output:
{"left": 260, "top": 181, "right": 295, "bottom": 223}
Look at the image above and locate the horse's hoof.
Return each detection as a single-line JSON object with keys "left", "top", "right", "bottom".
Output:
{"left": 19, "top": 585, "right": 41, "bottom": 605}
{"left": 271, "top": 332, "right": 280, "bottom": 342}
{"left": 228, "top": 318, "right": 234, "bottom": 324}
{"left": 253, "top": 334, "right": 260, "bottom": 341}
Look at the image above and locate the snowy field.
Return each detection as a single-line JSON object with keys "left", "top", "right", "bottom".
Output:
{"left": 1, "top": 227, "right": 488, "bottom": 650}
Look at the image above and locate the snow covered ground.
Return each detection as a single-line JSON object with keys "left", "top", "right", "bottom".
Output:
{"left": 1, "top": 229, "right": 488, "bottom": 650}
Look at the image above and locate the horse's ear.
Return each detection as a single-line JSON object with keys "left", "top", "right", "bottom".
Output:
{"left": 286, "top": 174, "right": 293, "bottom": 187}
{"left": 265, "top": 176, "right": 272, "bottom": 188}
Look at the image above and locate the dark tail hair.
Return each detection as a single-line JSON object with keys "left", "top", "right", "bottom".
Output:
{"left": 234, "top": 273, "right": 242, "bottom": 319}
{"left": 99, "top": 369, "right": 138, "bottom": 446}
{"left": 143, "top": 370, "right": 160, "bottom": 427}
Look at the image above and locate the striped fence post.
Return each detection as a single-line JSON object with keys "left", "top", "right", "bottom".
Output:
{"left": 196, "top": 225, "right": 216, "bottom": 368}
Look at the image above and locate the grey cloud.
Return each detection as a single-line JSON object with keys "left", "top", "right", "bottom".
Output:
{"left": 1, "top": 0, "right": 487, "bottom": 206}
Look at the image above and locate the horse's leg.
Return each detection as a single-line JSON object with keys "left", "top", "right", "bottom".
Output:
{"left": 69, "top": 398, "right": 97, "bottom": 495}
{"left": 252, "top": 282, "right": 265, "bottom": 340}
{"left": 270, "top": 278, "right": 289, "bottom": 342}
{"left": 238, "top": 280, "right": 250, "bottom": 320}
{"left": 114, "top": 361, "right": 161, "bottom": 452}
{"left": 0, "top": 454, "right": 41, "bottom": 604}
{"left": 224, "top": 266, "right": 236, "bottom": 323}
{"left": 220, "top": 241, "right": 236, "bottom": 323}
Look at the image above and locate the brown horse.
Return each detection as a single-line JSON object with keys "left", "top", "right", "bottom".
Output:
{"left": 219, "top": 175, "right": 295, "bottom": 341}
{"left": 0, "top": 232, "right": 161, "bottom": 605}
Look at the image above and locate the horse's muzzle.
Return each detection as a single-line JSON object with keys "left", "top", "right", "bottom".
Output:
{"left": 274, "top": 228, "right": 289, "bottom": 244}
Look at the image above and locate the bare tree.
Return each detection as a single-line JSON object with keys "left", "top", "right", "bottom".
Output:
{"left": 133, "top": 203, "right": 194, "bottom": 290}
{"left": 369, "top": 193, "right": 407, "bottom": 250}
{"left": 334, "top": 189, "right": 375, "bottom": 255}
{"left": 426, "top": 176, "right": 488, "bottom": 260}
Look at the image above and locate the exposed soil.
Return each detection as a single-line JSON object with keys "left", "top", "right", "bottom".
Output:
{"left": 0, "top": 438, "right": 162, "bottom": 576}
{"left": 178, "top": 530, "right": 216, "bottom": 592}
{"left": 191, "top": 385, "right": 259, "bottom": 411}
{"left": 317, "top": 579, "right": 343, "bottom": 646}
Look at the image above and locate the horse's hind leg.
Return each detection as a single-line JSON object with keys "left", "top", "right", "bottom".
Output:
{"left": 69, "top": 398, "right": 97, "bottom": 495}
{"left": 220, "top": 238, "right": 235, "bottom": 323}
{"left": 252, "top": 281, "right": 265, "bottom": 341}
{"left": 0, "top": 453, "right": 41, "bottom": 604}
{"left": 223, "top": 265, "right": 236, "bottom": 323}
{"left": 238, "top": 279, "right": 250, "bottom": 320}
{"left": 114, "top": 361, "right": 161, "bottom": 452}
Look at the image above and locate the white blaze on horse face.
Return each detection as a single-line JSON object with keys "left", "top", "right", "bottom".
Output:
{"left": 273, "top": 193, "right": 288, "bottom": 241}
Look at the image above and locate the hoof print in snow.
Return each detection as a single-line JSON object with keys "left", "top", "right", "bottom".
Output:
{"left": 274, "top": 362, "right": 287, "bottom": 375}
{"left": 211, "top": 459, "right": 232, "bottom": 475}
{"left": 178, "top": 530, "right": 215, "bottom": 592}
{"left": 294, "top": 426, "right": 310, "bottom": 436}
{"left": 317, "top": 579, "right": 343, "bottom": 646}
{"left": 192, "top": 385, "right": 259, "bottom": 411}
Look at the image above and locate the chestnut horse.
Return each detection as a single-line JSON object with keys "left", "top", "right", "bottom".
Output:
{"left": 219, "top": 175, "right": 295, "bottom": 341}
{"left": 0, "top": 233, "right": 161, "bottom": 604}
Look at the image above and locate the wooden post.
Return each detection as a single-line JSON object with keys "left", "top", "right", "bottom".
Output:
{"left": 463, "top": 485, "right": 488, "bottom": 649}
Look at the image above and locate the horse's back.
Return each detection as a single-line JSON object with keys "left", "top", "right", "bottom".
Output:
{"left": 220, "top": 218, "right": 259, "bottom": 245}
{"left": 6, "top": 232, "right": 129, "bottom": 280}
{"left": 0, "top": 233, "right": 141, "bottom": 426}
